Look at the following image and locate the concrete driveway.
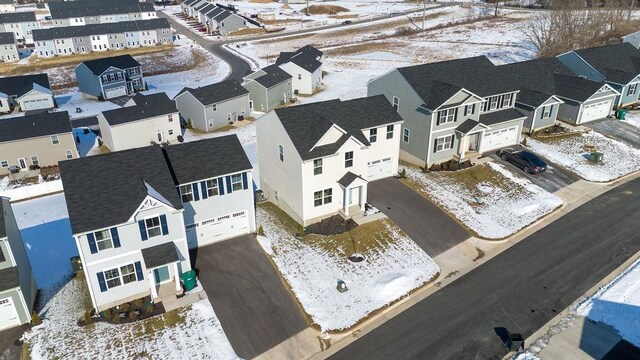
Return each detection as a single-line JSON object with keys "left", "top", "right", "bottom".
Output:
{"left": 189, "top": 235, "right": 309, "bottom": 359}
{"left": 367, "top": 178, "right": 470, "bottom": 257}
{"left": 488, "top": 146, "right": 580, "bottom": 193}
{"left": 588, "top": 118, "right": 640, "bottom": 149}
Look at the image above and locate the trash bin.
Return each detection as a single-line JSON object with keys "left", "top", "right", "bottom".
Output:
{"left": 70, "top": 256, "right": 83, "bottom": 273}
{"left": 181, "top": 270, "right": 197, "bottom": 292}
{"left": 590, "top": 152, "right": 603, "bottom": 164}
{"left": 617, "top": 108, "right": 628, "bottom": 120}
{"left": 507, "top": 333, "right": 524, "bottom": 352}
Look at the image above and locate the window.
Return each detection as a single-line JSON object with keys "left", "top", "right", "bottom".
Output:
{"left": 212, "top": 104, "right": 216, "bottom": 111}
{"left": 392, "top": 96, "right": 399, "bottom": 111}
{"left": 503, "top": 93, "right": 512, "bottom": 107}
{"left": 464, "top": 104, "right": 474, "bottom": 116}
{"left": 50, "top": 135, "right": 59, "bottom": 144}
{"left": 489, "top": 97, "right": 498, "bottom": 110}
{"left": 145, "top": 217, "right": 162, "bottom": 238}
{"left": 437, "top": 108, "right": 456, "bottom": 124}
{"left": 168, "top": 114, "right": 173, "bottom": 122}
{"left": 403, "top": 128, "right": 410, "bottom": 143}
{"left": 313, "top": 159, "right": 323, "bottom": 175}
{"left": 434, "top": 135, "right": 454, "bottom": 152}
{"left": 279, "top": 145, "right": 284, "bottom": 162}
{"left": 628, "top": 83, "right": 638, "bottom": 96}
{"left": 120, "top": 264, "right": 136, "bottom": 284}
{"left": 386, "top": 125, "right": 394, "bottom": 139}
{"left": 104, "top": 268, "right": 121, "bottom": 289}
{"left": 298, "top": 74, "right": 302, "bottom": 80}
{"left": 30, "top": 155, "right": 39, "bottom": 166}
{"left": 369, "top": 128, "right": 377, "bottom": 143}
{"left": 168, "top": 129, "right": 173, "bottom": 136}
{"left": 94, "top": 229, "right": 113, "bottom": 251}
{"left": 231, "top": 173, "right": 243, "bottom": 191}
{"left": 0, "top": 160, "right": 8, "bottom": 168}
{"left": 313, "top": 188, "right": 332, "bottom": 207}
{"left": 180, "top": 184, "right": 193, "bottom": 202}
{"left": 65, "top": 150, "right": 73, "bottom": 159}
{"left": 102, "top": 74, "right": 108, "bottom": 82}
{"left": 542, "top": 105, "right": 552, "bottom": 118}
{"left": 345, "top": 151, "right": 353, "bottom": 168}
{"left": 206, "top": 179, "right": 218, "bottom": 196}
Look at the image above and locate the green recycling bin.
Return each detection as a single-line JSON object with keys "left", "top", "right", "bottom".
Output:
{"left": 617, "top": 108, "right": 627, "bottom": 120}
{"left": 181, "top": 270, "right": 197, "bottom": 292}
{"left": 590, "top": 152, "right": 603, "bottom": 164}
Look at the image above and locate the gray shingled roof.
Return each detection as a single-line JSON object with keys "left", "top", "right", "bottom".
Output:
{"left": 0, "top": 74, "right": 50, "bottom": 99}
{"left": 80, "top": 54, "right": 140, "bottom": 75}
{"left": 141, "top": 242, "right": 179, "bottom": 269}
{"left": 455, "top": 119, "right": 483, "bottom": 134}
{"left": 0, "top": 0, "right": 14, "bottom": 5}
{"left": 0, "top": 32, "right": 14, "bottom": 45}
{"left": 515, "top": 88, "right": 557, "bottom": 108}
{"left": 276, "top": 45, "right": 323, "bottom": 73}
{"left": 274, "top": 95, "right": 403, "bottom": 161}
{"left": 198, "top": 3, "right": 215, "bottom": 14}
{"left": 50, "top": 0, "right": 155, "bottom": 19}
{"left": 338, "top": 172, "right": 364, "bottom": 187}
{"left": 176, "top": 79, "right": 249, "bottom": 106}
{"left": 0, "top": 111, "right": 72, "bottom": 143}
{"left": 136, "top": 18, "right": 170, "bottom": 31}
{"left": 0, "top": 12, "right": 36, "bottom": 24}
{"left": 252, "top": 65, "right": 292, "bottom": 89}
{"left": 33, "top": 19, "right": 168, "bottom": 41}
{"left": 479, "top": 108, "right": 525, "bottom": 126}
{"left": 0, "top": 267, "right": 19, "bottom": 293}
{"left": 574, "top": 43, "right": 640, "bottom": 84}
{"left": 102, "top": 93, "right": 176, "bottom": 126}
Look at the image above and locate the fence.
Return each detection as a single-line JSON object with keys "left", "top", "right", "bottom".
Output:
{"left": 1, "top": 179, "right": 63, "bottom": 202}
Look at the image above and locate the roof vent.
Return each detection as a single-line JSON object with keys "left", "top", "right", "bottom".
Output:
{"left": 578, "top": 75, "right": 586, "bottom": 79}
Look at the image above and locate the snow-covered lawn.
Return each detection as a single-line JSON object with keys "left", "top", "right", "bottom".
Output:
{"left": 622, "top": 110, "right": 640, "bottom": 129}
{"left": 256, "top": 203, "right": 439, "bottom": 331}
{"left": 404, "top": 162, "right": 563, "bottom": 239}
{"left": 576, "top": 258, "right": 640, "bottom": 348}
{"left": 527, "top": 132, "right": 640, "bottom": 182}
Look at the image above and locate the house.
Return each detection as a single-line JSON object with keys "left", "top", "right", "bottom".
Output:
{"left": 59, "top": 135, "right": 255, "bottom": 311}
{"left": 0, "top": 74, "right": 55, "bottom": 113}
{"left": 242, "top": 65, "right": 293, "bottom": 112}
{"left": 256, "top": 96, "right": 403, "bottom": 226}
{"left": 623, "top": 30, "right": 640, "bottom": 50}
{"left": 0, "top": 111, "right": 77, "bottom": 176}
{"left": 0, "top": 197, "right": 37, "bottom": 331}
{"left": 498, "top": 57, "right": 620, "bottom": 128}
{"left": 209, "top": 10, "right": 247, "bottom": 36}
{"left": 558, "top": 43, "right": 640, "bottom": 108}
{"left": 174, "top": 79, "right": 250, "bottom": 132}
{"left": 0, "top": 0, "right": 15, "bottom": 13}
{"left": 98, "top": 92, "right": 180, "bottom": 151}
{"left": 0, "top": 12, "right": 39, "bottom": 44}
{"left": 276, "top": 45, "right": 323, "bottom": 95}
{"left": 75, "top": 54, "right": 145, "bottom": 100}
{"left": 367, "top": 56, "right": 527, "bottom": 168}
{"left": 0, "top": 32, "right": 18, "bottom": 63}
{"left": 49, "top": 0, "right": 157, "bottom": 27}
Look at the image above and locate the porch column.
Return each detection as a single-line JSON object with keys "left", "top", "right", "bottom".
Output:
{"left": 148, "top": 270, "right": 158, "bottom": 299}
{"left": 174, "top": 262, "right": 181, "bottom": 293}
{"left": 361, "top": 185, "right": 368, "bottom": 211}
{"left": 343, "top": 188, "right": 349, "bottom": 216}
{"left": 458, "top": 135, "right": 467, "bottom": 160}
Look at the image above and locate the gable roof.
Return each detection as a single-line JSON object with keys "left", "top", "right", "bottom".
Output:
{"left": 102, "top": 92, "right": 176, "bottom": 126}
{"left": 80, "top": 54, "right": 140, "bottom": 75}
{"left": 0, "top": 74, "right": 51, "bottom": 99}
{"left": 0, "top": 32, "right": 14, "bottom": 45}
{"left": 0, "top": 12, "right": 36, "bottom": 24}
{"left": 252, "top": 65, "right": 292, "bottom": 89}
{"left": 276, "top": 45, "right": 323, "bottom": 73}
{"left": 455, "top": 119, "right": 488, "bottom": 135}
{"left": 573, "top": 43, "right": 640, "bottom": 84}
{"left": 338, "top": 171, "right": 365, "bottom": 187}
{"left": 273, "top": 95, "right": 403, "bottom": 161}
{"left": 176, "top": 79, "right": 249, "bottom": 106}
{"left": 141, "top": 242, "right": 180, "bottom": 269}
{"left": 0, "top": 111, "right": 72, "bottom": 143}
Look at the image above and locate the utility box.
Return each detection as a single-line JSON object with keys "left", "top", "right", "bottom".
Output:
{"left": 507, "top": 333, "right": 524, "bottom": 352}
{"left": 70, "top": 256, "right": 83, "bottom": 273}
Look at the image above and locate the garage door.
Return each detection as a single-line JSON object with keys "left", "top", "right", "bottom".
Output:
{"left": 22, "top": 98, "right": 48, "bottom": 111}
{"left": 483, "top": 126, "right": 518, "bottom": 151}
{"left": 581, "top": 100, "right": 612, "bottom": 123}
{"left": 367, "top": 157, "right": 393, "bottom": 180}
{"left": 0, "top": 297, "right": 21, "bottom": 331}
{"left": 187, "top": 210, "right": 249, "bottom": 249}
{"left": 104, "top": 86, "right": 127, "bottom": 99}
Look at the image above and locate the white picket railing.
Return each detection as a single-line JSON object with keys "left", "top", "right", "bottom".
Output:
{"left": 0, "top": 179, "right": 63, "bottom": 202}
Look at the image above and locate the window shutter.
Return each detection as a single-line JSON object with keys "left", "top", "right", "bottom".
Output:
{"left": 433, "top": 138, "right": 438, "bottom": 153}
{"left": 134, "top": 261, "right": 144, "bottom": 281}
{"left": 549, "top": 104, "right": 554, "bottom": 117}
{"left": 110, "top": 228, "right": 121, "bottom": 248}
{"left": 192, "top": 183, "right": 200, "bottom": 201}
{"left": 97, "top": 272, "right": 107, "bottom": 292}
{"left": 87, "top": 233, "right": 98, "bottom": 254}
{"left": 436, "top": 112, "right": 440, "bottom": 126}
{"left": 0, "top": 247, "right": 5, "bottom": 262}
{"left": 138, "top": 220, "right": 148, "bottom": 241}
{"left": 226, "top": 175, "right": 233, "bottom": 194}
{"left": 454, "top": 108, "right": 459, "bottom": 122}
{"left": 540, "top": 107, "right": 544, "bottom": 119}
{"left": 242, "top": 172, "right": 248, "bottom": 190}
{"left": 218, "top": 177, "right": 225, "bottom": 195}
{"left": 472, "top": 104, "right": 476, "bottom": 114}
{"left": 160, "top": 214, "right": 169, "bottom": 235}
{"left": 200, "top": 181, "right": 208, "bottom": 200}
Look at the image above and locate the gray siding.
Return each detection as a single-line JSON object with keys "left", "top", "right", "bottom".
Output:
{"left": 74, "top": 36, "right": 92, "bottom": 53}
{"left": 244, "top": 79, "right": 292, "bottom": 112}
{"left": 0, "top": 44, "right": 17, "bottom": 62}
{"left": 618, "top": 79, "right": 640, "bottom": 107}
{"left": 557, "top": 98, "right": 581, "bottom": 124}
{"left": 204, "top": 94, "right": 250, "bottom": 130}
{"left": 75, "top": 63, "right": 103, "bottom": 98}
{"left": 557, "top": 52, "right": 606, "bottom": 82}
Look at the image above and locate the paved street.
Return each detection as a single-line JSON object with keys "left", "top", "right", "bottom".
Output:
{"left": 588, "top": 118, "right": 640, "bottom": 149}
{"left": 331, "top": 177, "right": 640, "bottom": 360}
{"left": 367, "top": 178, "right": 470, "bottom": 257}
{"left": 0, "top": 325, "right": 27, "bottom": 360}
{"left": 189, "top": 235, "right": 308, "bottom": 360}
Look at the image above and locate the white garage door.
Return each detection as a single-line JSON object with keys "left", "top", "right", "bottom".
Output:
{"left": 22, "top": 98, "right": 49, "bottom": 111}
{"left": 187, "top": 210, "right": 249, "bottom": 249}
{"left": 0, "top": 297, "right": 21, "bottom": 331}
{"left": 483, "top": 126, "right": 518, "bottom": 151}
{"left": 367, "top": 157, "right": 393, "bottom": 180}
{"left": 581, "top": 100, "right": 612, "bottom": 123}
{"left": 104, "top": 86, "right": 127, "bottom": 99}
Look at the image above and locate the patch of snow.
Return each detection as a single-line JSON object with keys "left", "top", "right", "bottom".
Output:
{"left": 12, "top": 193, "right": 69, "bottom": 228}
{"left": 511, "top": 352, "right": 540, "bottom": 360}
{"left": 622, "top": 111, "right": 640, "bottom": 129}
{"left": 56, "top": 90, "right": 121, "bottom": 119}
{"left": 345, "top": 51, "right": 412, "bottom": 62}
{"left": 527, "top": 132, "right": 640, "bottom": 182}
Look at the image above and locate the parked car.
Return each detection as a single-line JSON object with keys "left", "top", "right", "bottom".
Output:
{"left": 342, "top": 20, "right": 353, "bottom": 25}
{"left": 498, "top": 148, "right": 547, "bottom": 174}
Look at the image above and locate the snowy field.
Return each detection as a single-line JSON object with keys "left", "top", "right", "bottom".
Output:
{"left": 404, "top": 162, "right": 563, "bottom": 239}
{"left": 527, "top": 132, "right": 640, "bottom": 182}
{"left": 256, "top": 205, "right": 439, "bottom": 331}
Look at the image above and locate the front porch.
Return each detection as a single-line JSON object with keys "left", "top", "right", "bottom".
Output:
{"left": 141, "top": 242, "right": 185, "bottom": 305}
{"left": 454, "top": 119, "right": 489, "bottom": 163}
{"left": 337, "top": 171, "right": 368, "bottom": 217}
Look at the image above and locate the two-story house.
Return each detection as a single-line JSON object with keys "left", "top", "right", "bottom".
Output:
{"left": 59, "top": 135, "right": 256, "bottom": 311}
{"left": 558, "top": 43, "right": 640, "bottom": 108}
{"left": 0, "top": 197, "right": 37, "bottom": 331}
{"left": 174, "top": 79, "right": 250, "bottom": 132}
{"left": 98, "top": 92, "right": 180, "bottom": 151}
{"left": 75, "top": 54, "right": 145, "bottom": 100}
{"left": 0, "top": 32, "right": 18, "bottom": 63}
{"left": 368, "top": 56, "right": 527, "bottom": 168}
{"left": 257, "top": 96, "right": 403, "bottom": 226}
{"left": 0, "top": 111, "right": 77, "bottom": 176}
{"left": 276, "top": 45, "right": 323, "bottom": 95}
{"left": 0, "top": 74, "right": 55, "bottom": 113}
{"left": 0, "top": 12, "right": 39, "bottom": 44}
{"left": 242, "top": 65, "right": 293, "bottom": 113}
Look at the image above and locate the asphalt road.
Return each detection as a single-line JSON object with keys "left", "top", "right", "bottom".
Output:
{"left": 368, "top": 178, "right": 470, "bottom": 256}
{"left": 331, "top": 177, "right": 640, "bottom": 360}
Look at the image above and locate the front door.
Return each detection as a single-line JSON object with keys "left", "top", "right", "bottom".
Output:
{"left": 153, "top": 266, "right": 170, "bottom": 284}
{"left": 349, "top": 187, "right": 359, "bottom": 205}
{"left": 467, "top": 133, "right": 480, "bottom": 152}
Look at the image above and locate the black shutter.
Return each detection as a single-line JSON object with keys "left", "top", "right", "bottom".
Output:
{"left": 454, "top": 107, "right": 459, "bottom": 122}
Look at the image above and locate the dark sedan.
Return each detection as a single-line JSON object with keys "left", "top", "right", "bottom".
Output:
{"left": 497, "top": 148, "right": 547, "bottom": 174}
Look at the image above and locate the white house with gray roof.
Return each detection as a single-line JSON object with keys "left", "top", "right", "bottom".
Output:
{"left": 98, "top": 92, "right": 180, "bottom": 151}
{"left": 0, "top": 197, "right": 37, "bottom": 331}
{"left": 242, "top": 65, "right": 293, "bottom": 112}
{"left": 59, "top": 135, "right": 255, "bottom": 311}
{"left": 174, "top": 79, "right": 250, "bottom": 132}
{"left": 0, "top": 74, "right": 55, "bottom": 114}
{"left": 257, "top": 96, "right": 403, "bottom": 226}
{"left": 0, "top": 12, "right": 39, "bottom": 44}
{"left": 276, "top": 45, "right": 323, "bottom": 95}
{"left": 0, "top": 32, "right": 17, "bottom": 62}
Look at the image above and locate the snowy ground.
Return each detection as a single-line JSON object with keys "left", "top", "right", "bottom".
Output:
{"left": 256, "top": 205, "right": 439, "bottom": 331}
{"left": 404, "top": 162, "right": 563, "bottom": 239}
{"left": 527, "top": 132, "right": 640, "bottom": 182}
{"left": 622, "top": 110, "right": 640, "bottom": 129}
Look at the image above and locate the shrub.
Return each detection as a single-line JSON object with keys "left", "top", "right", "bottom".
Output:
{"left": 129, "top": 311, "right": 139, "bottom": 321}
{"left": 186, "top": 119, "right": 193, "bottom": 129}
{"left": 399, "top": 168, "right": 407, "bottom": 179}
{"left": 395, "top": 26, "right": 419, "bottom": 36}
{"left": 31, "top": 311, "right": 42, "bottom": 326}
{"left": 144, "top": 304, "right": 155, "bottom": 314}
{"left": 297, "top": 224, "right": 304, "bottom": 234}
{"left": 120, "top": 303, "right": 130, "bottom": 312}
{"left": 257, "top": 225, "right": 265, "bottom": 236}
{"left": 84, "top": 310, "right": 91, "bottom": 325}
{"left": 102, "top": 309, "right": 112, "bottom": 319}
{"left": 134, "top": 299, "right": 144, "bottom": 309}
{"left": 521, "top": 137, "right": 528, "bottom": 146}
{"left": 112, "top": 313, "right": 121, "bottom": 324}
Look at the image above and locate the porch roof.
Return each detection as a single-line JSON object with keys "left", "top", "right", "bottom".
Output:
{"left": 455, "top": 119, "right": 488, "bottom": 135}
{"left": 141, "top": 242, "right": 180, "bottom": 270}
{"left": 338, "top": 171, "right": 367, "bottom": 188}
